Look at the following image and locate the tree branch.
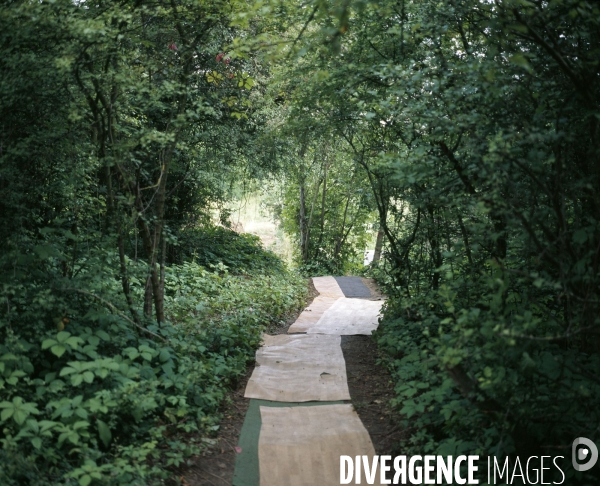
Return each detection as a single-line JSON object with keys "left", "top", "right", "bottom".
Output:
{"left": 60, "top": 288, "right": 167, "bottom": 342}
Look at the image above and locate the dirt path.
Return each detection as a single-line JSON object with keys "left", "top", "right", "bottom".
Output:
{"left": 179, "top": 277, "right": 400, "bottom": 486}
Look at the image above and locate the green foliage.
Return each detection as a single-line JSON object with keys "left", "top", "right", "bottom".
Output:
{"left": 296, "top": 258, "right": 343, "bottom": 278}
{"left": 272, "top": 0, "right": 600, "bottom": 478}
{"left": 0, "top": 241, "right": 306, "bottom": 484}
{"left": 272, "top": 142, "right": 376, "bottom": 274}
{"left": 171, "top": 226, "right": 284, "bottom": 274}
{"left": 164, "top": 261, "right": 307, "bottom": 333}
{"left": 0, "top": 0, "right": 308, "bottom": 480}
{"left": 4, "top": 0, "right": 600, "bottom": 480}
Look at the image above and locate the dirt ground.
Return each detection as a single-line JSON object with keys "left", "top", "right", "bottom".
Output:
{"left": 361, "top": 277, "right": 386, "bottom": 300}
{"left": 178, "top": 277, "right": 401, "bottom": 486}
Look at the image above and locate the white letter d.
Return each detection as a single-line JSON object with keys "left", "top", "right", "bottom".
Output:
{"left": 341, "top": 456, "right": 354, "bottom": 484}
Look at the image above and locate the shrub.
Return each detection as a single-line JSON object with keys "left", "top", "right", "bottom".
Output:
{"left": 0, "top": 242, "right": 306, "bottom": 485}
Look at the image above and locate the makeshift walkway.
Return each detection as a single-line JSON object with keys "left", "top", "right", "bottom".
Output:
{"left": 233, "top": 276, "right": 384, "bottom": 486}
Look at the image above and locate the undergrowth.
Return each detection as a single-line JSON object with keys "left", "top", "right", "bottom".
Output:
{"left": 0, "top": 235, "right": 307, "bottom": 485}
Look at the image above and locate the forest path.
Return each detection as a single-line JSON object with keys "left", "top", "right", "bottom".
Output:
{"left": 232, "top": 276, "right": 385, "bottom": 486}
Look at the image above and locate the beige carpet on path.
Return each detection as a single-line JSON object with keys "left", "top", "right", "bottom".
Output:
{"left": 306, "top": 297, "right": 383, "bottom": 336}
{"left": 258, "top": 404, "right": 383, "bottom": 486}
{"left": 244, "top": 334, "right": 350, "bottom": 402}
{"left": 311, "top": 276, "right": 345, "bottom": 298}
{"left": 287, "top": 295, "right": 341, "bottom": 333}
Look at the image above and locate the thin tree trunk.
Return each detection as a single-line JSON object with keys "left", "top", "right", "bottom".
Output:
{"left": 299, "top": 182, "right": 307, "bottom": 261}
{"left": 159, "top": 228, "right": 167, "bottom": 313}
{"left": 118, "top": 229, "right": 141, "bottom": 326}
{"left": 144, "top": 277, "right": 153, "bottom": 317}
{"left": 333, "top": 195, "right": 351, "bottom": 259}
{"left": 373, "top": 228, "right": 384, "bottom": 263}
{"left": 304, "top": 175, "right": 322, "bottom": 261}
{"left": 134, "top": 225, "right": 138, "bottom": 263}
{"left": 105, "top": 163, "right": 141, "bottom": 326}
{"left": 427, "top": 206, "right": 442, "bottom": 290}
{"left": 315, "top": 161, "right": 328, "bottom": 258}
{"left": 134, "top": 182, "right": 162, "bottom": 321}
{"left": 151, "top": 187, "right": 166, "bottom": 322}
{"left": 457, "top": 212, "right": 473, "bottom": 268}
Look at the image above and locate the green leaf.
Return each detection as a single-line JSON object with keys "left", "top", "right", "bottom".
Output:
{"left": 51, "top": 344, "right": 67, "bottom": 358}
{"left": 65, "top": 337, "right": 81, "bottom": 349}
{"left": 56, "top": 331, "right": 71, "bottom": 343}
{"left": 97, "top": 419, "right": 112, "bottom": 447}
{"left": 39, "top": 420, "right": 58, "bottom": 433}
{"left": 26, "top": 418, "right": 39, "bottom": 433}
{"left": 41, "top": 339, "right": 57, "bottom": 350}
{"left": 60, "top": 366, "right": 78, "bottom": 376}
{"left": 87, "top": 336, "right": 100, "bottom": 347}
{"left": 1, "top": 408, "right": 14, "bottom": 422}
{"left": 13, "top": 408, "right": 28, "bottom": 425}
{"left": 73, "top": 420, "right": 89, "bottom": 430}
{"left": 96, "top": 330, "right": 110, "bottom": 342}
{"left": 31, "top": 437, "right": 42, "bottom": 449}
{"left": 75, "top": 408, "right": 88, "bottom": 419}
{"left": 96, "top": 368, "right": 109, "bottom": 379}
{"left": 82, "top": 371, "right": 94, "bottom": 384}
{"left": 79, "top": 475, "right": 92, "bottom": 486}
{"left": 159, "top": 348, "right": 171, "bottom": 363}
{"left": 124, "top": 348, "right": 139, "bottom": 360}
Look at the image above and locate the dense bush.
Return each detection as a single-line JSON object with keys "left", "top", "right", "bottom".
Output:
{"left": 169, "top": 226, "right": 284, "bottom": 274}
{"left": 273, "top": 0, "right": 600, "bottom": 481}
{"left": 0, "top": 240, "right": 306, "bottom": 485}
{"left": 0, "top": 1, "right": 308, "bottom": 482}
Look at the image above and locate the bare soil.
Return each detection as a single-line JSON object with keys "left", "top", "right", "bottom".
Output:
{"left": 178, "top": 278, "right": 401, "bottom": 486}
{"left": 360, "top": 277, "right": 387, "bottom": 301}
{"left": 341, "top": 334, "right": 404, "bottom": 455}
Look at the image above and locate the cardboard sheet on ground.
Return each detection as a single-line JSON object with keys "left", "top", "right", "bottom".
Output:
{"left": 307, "top": 298, "right": 383, "bottom": 336}
{"left": 244, "top": 334, "right": 350, "bottom": 402}
{"left": 258, "top": 404, "right": 383, "bottom": 486}
{"left": 233, "top": 400, "right": 344, "bottom": 486}
{"left": 311, "top": 276, "right": 345, "bottom": 298}
{"left": 287, "top": 295, "right": 340, "bottom": 333}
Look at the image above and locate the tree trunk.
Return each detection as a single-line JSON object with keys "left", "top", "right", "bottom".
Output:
{"left": 134, "top": 183, "right": 164, "bottom": 322}
{"left": 333, "top": 195, "right": 351, "bottom": 260}
{"left": 314, "top": 161, "right": 328, "bottom": 259}
{"left": 304, "top": 175, "right": 322, "bottom": 261}
{"left": 373, "top": 228, "right": 384, "bottom": 263}
{"left": 457, "top": 212, "right": 473, "bottom": 268}
{"left": 299, "top": 183, "right": 307, "bottom": 261}
{"left": 427, "top": 205, "right": 442, "bottom": 290}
